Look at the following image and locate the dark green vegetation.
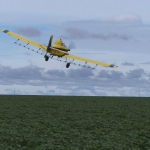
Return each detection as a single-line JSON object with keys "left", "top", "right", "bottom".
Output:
{"left": 0, "top": 96, "right": 150, "bottom": 149}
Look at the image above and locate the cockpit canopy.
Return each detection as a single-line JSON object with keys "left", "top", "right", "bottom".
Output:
{"left": 61, "top": 42, "right": 66, "bottom": 47}
{"left": 60, "top": 39, "right": 66, "bottom": 47}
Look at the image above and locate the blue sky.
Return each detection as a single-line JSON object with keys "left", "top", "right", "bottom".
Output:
{"left": 1, "top": 0, "right": 150, "bottom": 96}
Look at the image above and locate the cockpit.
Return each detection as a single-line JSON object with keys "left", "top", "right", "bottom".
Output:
{"left": 61, "top": 42, "right": 66, "bottom": 47}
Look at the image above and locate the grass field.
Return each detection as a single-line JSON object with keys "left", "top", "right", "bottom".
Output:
{"left": 0, "top": 96, "right": 150, "bottom": 149}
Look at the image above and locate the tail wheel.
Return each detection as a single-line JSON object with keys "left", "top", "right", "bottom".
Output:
{"left": 66, "top": 63, "right": 70, "bottom": 68}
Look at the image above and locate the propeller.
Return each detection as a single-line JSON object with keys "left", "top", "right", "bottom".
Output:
{"left": 68, "top": 41, "right": 76, "bottom": 50}
{"left": 47, "top": 35, "right": 53, "bottom": 50}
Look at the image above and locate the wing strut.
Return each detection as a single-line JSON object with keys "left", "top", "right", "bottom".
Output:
{"left": 14, "top": 39, "right": 19, "bottom": 44}
{"left": 83, "top": 62, "right": 87, "bottom": 67}
{"left": 37, "top": 48, "right": 41, "bottom": 53}
{"left": 93, "top": 64, "right": 98, "bottom": 69}
{"left": 65, "top": 57, "right": 67, "bottom": 63}
{"left": 24, "top": 43, "right": 29, "bottom": 48}
{"left": 71, "top": 59, "right": 74, "bottom": 63}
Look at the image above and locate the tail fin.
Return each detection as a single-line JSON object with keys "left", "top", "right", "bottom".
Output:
{"left": 47, "top": 35, "right": 53, "bottom": 50}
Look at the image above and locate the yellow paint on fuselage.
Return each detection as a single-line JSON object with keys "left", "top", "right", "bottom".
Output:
{"left": 52, "top": 39, "right": 69, "bottom": 51}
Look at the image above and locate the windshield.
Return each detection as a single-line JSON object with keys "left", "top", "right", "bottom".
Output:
{"left": 61, "top": 42, "right": 66, "bottom": 47}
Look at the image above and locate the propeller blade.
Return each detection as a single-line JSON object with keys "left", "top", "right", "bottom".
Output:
{"left": 68, "top": 41, "right": 76, "bottom": 49}
{"left": 47, "top": 35, "right": 53, "bottom": 50}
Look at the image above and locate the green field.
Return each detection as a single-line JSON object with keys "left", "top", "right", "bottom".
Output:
{"left": 0, "top": 96, "right": 150, "bottom": 149}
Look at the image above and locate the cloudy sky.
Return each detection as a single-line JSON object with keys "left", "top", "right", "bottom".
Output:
{"left": 1, "top": 0, "right": 150, "bottom": 96}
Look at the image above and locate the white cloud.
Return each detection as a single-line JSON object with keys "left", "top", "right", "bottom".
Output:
{"left": 62, "top": 27, "right": 131, "bottom": 40}
{"left": 0, "top": 0, "right": 148, "bottom": 24}
{"left": 112, "top": 14, "right": 141, "bottom": 22}
{"left": 14, "top": 27, "right": 42, "bottom": 37}
{"left": 126, "top": 68, "right": 144, "bottom": 79}
{"left": 0, "top": 63, "right": 149, "bottom": 96}
{"left": 122, "top": 62, "right": 135, "bottom": 66}
{"left": 140, "top": 61, "right": 150, "bottom": 64}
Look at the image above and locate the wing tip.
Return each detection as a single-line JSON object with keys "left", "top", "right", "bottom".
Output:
{"left": 1, "top": 29, "right": 9, "bottom": 33}
{"left": 113, "top": 65, "right": 118, "bottom": 68}
{"left": 1, "top": 29, "right": 6, "bottom": 32}
{"left": 109, "top": 64, "right": 118, "bottom": 68}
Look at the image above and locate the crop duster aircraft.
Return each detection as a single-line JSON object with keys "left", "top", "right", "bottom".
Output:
{"left": 1, "top": 29, "right": 118, "bottom": 69}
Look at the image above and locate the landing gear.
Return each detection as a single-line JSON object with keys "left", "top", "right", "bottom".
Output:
{"left": 66, "top": 63, "right": 70, "bottom": 68}
{"left": 44, "top": 55, "right": 49, "bottom": 61}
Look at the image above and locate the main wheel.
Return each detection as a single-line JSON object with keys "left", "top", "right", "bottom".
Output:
{"left": 44, "top": 55, "right": 49, "bottom": 61}
{"left": 66, "top": 63, "right": 70, "bottom": 68}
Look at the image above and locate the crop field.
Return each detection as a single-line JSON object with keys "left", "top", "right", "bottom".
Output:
{"left": 0, "top": 96, "right": 150, "bottom": 149}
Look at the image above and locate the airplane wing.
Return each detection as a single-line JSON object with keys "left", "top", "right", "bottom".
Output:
{"left": 1, "top": 29, "right": 118, "bottom": 68}
{"left": 1, "top": 29, "right": 68, "bottom": 57}
{"left": 1, "top": 29, "right": 47, "bottom": 50}
{"left": 65, "top": 54, "right": 118, "bottom": 68}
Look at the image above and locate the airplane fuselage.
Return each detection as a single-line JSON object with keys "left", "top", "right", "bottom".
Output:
{"left": 51, "top": 39, "right": 70, "bottom": 52}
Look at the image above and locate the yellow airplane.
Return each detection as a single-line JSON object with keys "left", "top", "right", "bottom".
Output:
{"left": 1, "top": 29, "right": 118, "bottom": 69}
